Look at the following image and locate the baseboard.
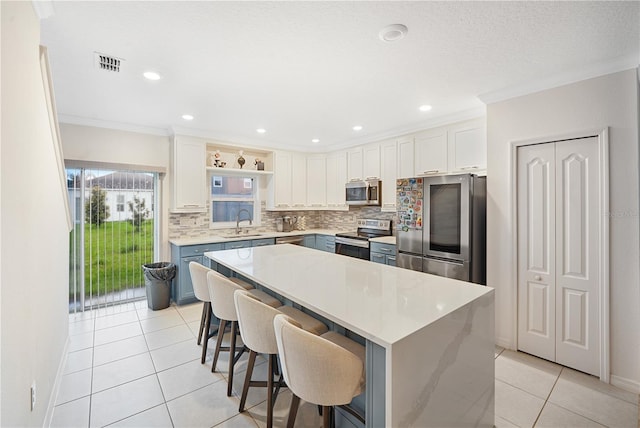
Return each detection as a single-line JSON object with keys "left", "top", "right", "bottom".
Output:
{"left": 610, "top": 374, "right": 640, "bottom": 395}
{"left": 495, "top": 336, "right": 514, "bottom": 350}
{"left": 43, "top": 335, "right": 69, "bottom": 427}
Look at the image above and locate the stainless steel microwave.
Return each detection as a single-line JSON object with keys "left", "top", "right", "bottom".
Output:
{"left": 345, "top": 179, "right": 381, "bottom": 206}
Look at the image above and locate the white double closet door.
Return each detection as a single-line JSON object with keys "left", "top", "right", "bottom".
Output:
{"left": 517, "top": 136, "right": 602, "bottom": 376}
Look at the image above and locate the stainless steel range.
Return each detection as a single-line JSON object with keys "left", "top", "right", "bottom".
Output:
{"left": 335, "top": 219, "right": 392, "bottom": 260}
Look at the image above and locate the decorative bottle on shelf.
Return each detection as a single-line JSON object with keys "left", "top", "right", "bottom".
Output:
{"left": 237, "top": 151, "right": 245, "bottom": 169}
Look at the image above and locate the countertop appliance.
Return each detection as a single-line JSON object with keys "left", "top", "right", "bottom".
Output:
{"left": 345, "top": 179, "right": 381, "bottom": 206}
{"left": 396, "top": 174, "right": 486, "bottom": 284}
{"left": 335, "top": 219, "right": 392, "bottom": 259}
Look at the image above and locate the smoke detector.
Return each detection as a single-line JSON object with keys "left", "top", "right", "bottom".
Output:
{"left": 94, "top": 52, "right": 123, "bottom": 72}
{"left": 378, "top": 24, "right": 408, "bottom": 42}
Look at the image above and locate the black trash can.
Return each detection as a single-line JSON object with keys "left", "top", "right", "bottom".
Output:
{"left": 142, "top": 262, "right": 176, "bottom": 310}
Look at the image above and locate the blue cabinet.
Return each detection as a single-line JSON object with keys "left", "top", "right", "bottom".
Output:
{"left": 223, "top": 240, "right": 252, "bottom": 250}
{"left": 303, "top": 235, "right": 316, "bottom": 248}
{"left": 171, "top": 242, "right": 224, "bottom": 305}
{"left": 315, "top": 234, "right": 336, "bottom": 253}
{"left": 251, "top": 238, "right": 275, "bottom": 247}
{"left": 370, "top": 241, "right": 397, "bottom": 266}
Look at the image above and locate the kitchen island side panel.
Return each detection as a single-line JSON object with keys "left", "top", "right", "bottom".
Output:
{"left": 388, "top": 291, "right": 494, "bottom": 427}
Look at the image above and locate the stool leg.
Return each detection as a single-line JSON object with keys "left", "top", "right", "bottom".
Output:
{"left": 211, "top": 319, "right": 227, "bottom": 373}
{"left": 238, "top": 350, "right": 257, "bottom": 413}
{"left": 197, "top": 302, "right": 207, "bottom": 345}
{"left": 267, "top": 354, "right": 275, "bottom": 428}
{"left": 200, "top": 302, "right": 211, "bottom": 364}
{"left": 227, "top": 320, "right": 238, "bottom": 396}
{"left": 322, "top": 406, "right": 332, "bottom": 428}
{"left": 286, "top": 394, "right": 300, "bottom": 428}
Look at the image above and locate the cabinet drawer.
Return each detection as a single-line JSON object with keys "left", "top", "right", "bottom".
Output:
{"left": 386, "top": 255, "right": 396, "bottom": 266}
{"left": 371, "top": 253, "right": 386, "bottom": 264}
{"left": 181, "top": 243, "right": 223, "bottom": 257}
{"left": 252, "top": 238, "right": 275, "bottom": 247}
{"left": 224, "top": 240, "right": 252, "bottom": 250}
{"left": 370, "top": 242, "right": 396, "bottom": 255}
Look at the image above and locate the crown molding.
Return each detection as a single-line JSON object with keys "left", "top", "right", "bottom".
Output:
{"left": 478, "top": 54, "right": 640, "bottom": 105}
{"left": 58, "top": 114, "right": 169, "bottom": 137}
{"left": 168, "top": 126, "right": 306, "bottom": 153}
{"left": 32, "top": 0, "right": 55, "bottom": 20}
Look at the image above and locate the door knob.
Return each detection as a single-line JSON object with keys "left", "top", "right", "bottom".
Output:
{"left": 534, "top": 275, "right": 542, "bottom": 281}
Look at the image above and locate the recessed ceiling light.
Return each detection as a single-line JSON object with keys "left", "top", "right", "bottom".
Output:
{"left": 256, "top": 128, "right": 266, "bottom": 134}
{"left": 352, "top": 125, "right": 363, "bottom": 131}
{"left": 143, "top": 71, "right": 161, "bottom": 80}
{"left": 419, "top": 105, "right": 432, "bottom": 112}
{"left": 311, "top": 139, "right": 320, "bottom": 143}
{"left": 378, "top": 24, "right": 408, "bottom": 42}
{"left": 182, "top": 114, "right": 194, "bottom": 121}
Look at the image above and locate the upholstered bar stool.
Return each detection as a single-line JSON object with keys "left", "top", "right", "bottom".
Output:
{"left": 189, "top": 262, "right": 253, "bottom": 364}
{"left": 273, "top": 314, "right": 366, "bottom": 428}
{"left": 234, "top": 290, "right": 328, "bottom": 428}
{"left": 206, "top": 270, "right": 281, "bottom": 396}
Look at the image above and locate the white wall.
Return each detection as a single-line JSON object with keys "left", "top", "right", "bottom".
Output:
{"left": 486, "top": 69, "right": 640, "bottom": 391}
{"left": 1, "top": 2, "right": 71, "bottom": 425}
{"left": 60, "top": 124, "right": 171, "bottom": 259}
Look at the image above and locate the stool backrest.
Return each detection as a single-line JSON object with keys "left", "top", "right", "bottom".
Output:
{"left": 234, "top": 290, "right": 280, "bottom": 355}
{"left": 188, "top": 262, "right": 211, "bottom": 302}
{"left": 273, "top": 314, "right": 364, "bottom": 406}
{"left": 207, "top": 270, "right": 244, "bottom": 321}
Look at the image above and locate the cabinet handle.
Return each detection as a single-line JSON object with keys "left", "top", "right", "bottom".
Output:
{"left": 421, "top": 170, "right": 440, "bottom": 175}
{"left": 183, "top": 204, "right": 203, "bottom": 207}
{"left": 365, "top": 176, "right": 379, "bottom": 180}
{"left": 380, "top": 248, "right": 392, "bottom": 253}
{"left": 293, "top": 203, "right": 305, "bottom": 207}
{"left": 460, "top": 166, "right": 479, "bottom": 170}
{"left": 311, "top": 204, "right": 323, "bottom": 207}
{"left": 276, "top": 204, "right": 290, "bottom": 208}
{"left": 388, "top": 256, "right": 396, "bottom": 261}
{"left": 534, "top": 275, "right": 542, "bottom": 281}
{"left": 383, "top": 203, "right": 395, "bottom": 208}
{"left": 349, "top": 178, "right": 362, "bottom": 182}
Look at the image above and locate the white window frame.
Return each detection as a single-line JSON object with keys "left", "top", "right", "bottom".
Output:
{"left": 208, "top": 173, "right": 261, "bottom": 230}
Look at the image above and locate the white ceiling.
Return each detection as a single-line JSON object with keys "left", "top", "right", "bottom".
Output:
{"left": 40, "top": 1, "right": 639, "bottom": 152}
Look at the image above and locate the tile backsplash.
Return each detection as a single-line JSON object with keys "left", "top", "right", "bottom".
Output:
{"left": 168, "top": 202, "right": 396, "bottom": 239}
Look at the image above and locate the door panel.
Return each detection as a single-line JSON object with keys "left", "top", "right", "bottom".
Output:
{"left": 555, "top": 137, "right": 599, "bottom": 375}
{"left": 517, "top": 143, "right": 556, "bottom": 361}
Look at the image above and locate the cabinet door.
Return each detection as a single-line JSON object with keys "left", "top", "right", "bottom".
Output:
{"left": 386, "top": 255, "right": 396, "bottom": 266}
{"left": 178, "top": 255, "right": 204, "bottom": 304}
{"left": 347, "top": 147, "right": 363, "bottom": 182}
{"left": 326, "top": 151, "right": 347, "bottom": 208}
{"left": 397, "top": 136, "right": 414, "bottom": 178}
{"left": 370, "top": 252, "right": 386, "bottom": 264}
{"left": 172, "top": 137, "right": 207, "bottom": 212}
{"left": 363, "top": 144, "right": 380, "bottom": 180}
{"left": 380, "top": 141, "right": 397, "bottom": 212}
{"left": 414, "top": 129, "right": 448, "bottom": 176}
{"left": 291, "top": 153, "right": 307, "bottom": 208}
{"left": 306, "top": 155, "right": 327, "bottom": 208}
{"left": 448, "top": 119, "right": 486, "bottom": 172}
{"left": 303, "top": 235, "right": 316, "bottom": 248}
{"left": 273, "top": 151, "right": 292, "bottom": 209}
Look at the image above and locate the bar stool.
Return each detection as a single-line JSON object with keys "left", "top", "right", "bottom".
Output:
{"left": 234, "top": 290, "right": 328, "bottom": 428}
{"left": 206, "top": 270, "right": 281, "bottom": 396}
{"left": 189, "top": 262, "right": 253, "bottom": 364}
{"left": 273, "top": 314, "right": 366, "bottom": 428}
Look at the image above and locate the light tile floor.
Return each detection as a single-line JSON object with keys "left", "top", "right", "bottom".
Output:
{"left": 52, "top": 301, "right": 639, "bottom": 427}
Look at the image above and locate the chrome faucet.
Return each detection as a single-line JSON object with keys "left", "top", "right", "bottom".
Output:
{"left": 235, "top": 209, "right": 253, "bottom": 234}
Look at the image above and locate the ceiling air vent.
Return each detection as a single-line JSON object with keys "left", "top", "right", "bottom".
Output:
{"left": 94, "top": 52, "right": 123, "bottom": 73}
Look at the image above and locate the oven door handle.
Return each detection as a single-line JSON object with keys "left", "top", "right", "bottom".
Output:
{"left": 335, "top": 237, "right": 369, "bottom": 248}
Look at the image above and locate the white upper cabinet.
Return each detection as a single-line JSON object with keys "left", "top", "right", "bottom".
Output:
{"left": 447, "top": 118, "right": 486, "bottom": 172}
{"left": 347, "top": 147, "right": 364, "bottom": 181}
{"left": 363, "top": 144, "right": 381, "bottom": 180}
{"left": 291, "top": 153, "right": 307, "bottom": 208}
{"left": 380, "top": 140, "right": 397, "bottom": 212}
{"left": 397, "top": 136, "right": 415, "bottom": 179}
{"left": 271, "top": 151, "right": 293, "bottom": 209}
{"left": 326, "top": 151, "right": 348, "bottom": 209}
{"left": 306, "top": 155, "right": 327, "bottom": 208}
{"left": 171, "top": 136, "right": 207, "bottom": 212}
{"left": 414, "top": 128, "right": 448, "bottom": 176}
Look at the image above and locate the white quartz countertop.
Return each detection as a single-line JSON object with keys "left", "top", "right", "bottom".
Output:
{"left": 369, "top": 236, "right": 396, "bottom": 245}
{"left": 169, "top": 229, "right": 341, "bottom": 246}
{"left": 205, "top": 244, "right": 493, "bottom": 348}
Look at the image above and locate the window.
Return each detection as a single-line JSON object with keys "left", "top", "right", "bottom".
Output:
{"left": 210, "top": 175, "right": 260, "bottom": 228}
{"left": 116, "top": 194, "right": 125, "bottom": 212}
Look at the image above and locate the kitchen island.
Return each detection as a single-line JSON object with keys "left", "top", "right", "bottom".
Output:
{"left": 205, "top": 244, "right": 494, "bottom": 428}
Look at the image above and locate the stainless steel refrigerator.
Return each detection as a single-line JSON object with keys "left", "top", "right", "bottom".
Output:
{"left": 396, "top": 173, "right": 486, "bottom": 284}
